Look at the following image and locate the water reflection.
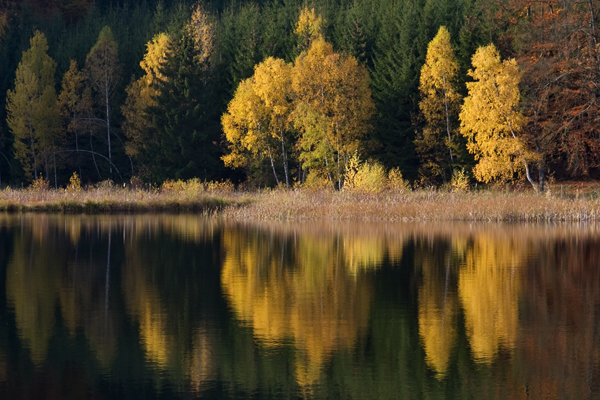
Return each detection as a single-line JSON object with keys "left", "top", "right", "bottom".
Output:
{"left": 0, "top": 215, "right": 599, "bottom": 399}
{"left": 220, "top": 224, "right": 378, "bottom": 387}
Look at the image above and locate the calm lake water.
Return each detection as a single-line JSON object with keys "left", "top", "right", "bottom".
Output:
{"left": 0, "top": 214, "right": 600, "bottom": 399}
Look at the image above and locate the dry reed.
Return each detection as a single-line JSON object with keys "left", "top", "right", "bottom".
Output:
{"left": 220, "top": 186, "right": 600, "bottom": 222}
{"left": 1, "top": 183, "right": 599, "bottom": 222}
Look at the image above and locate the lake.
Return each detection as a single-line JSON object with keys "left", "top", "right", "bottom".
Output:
{"left": 0, "top": 214, "right": 599, "bottom": 399}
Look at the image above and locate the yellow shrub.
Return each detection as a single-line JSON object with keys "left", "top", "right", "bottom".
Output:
{"left": 206, "top": 179, "right": 234, "bottom": 192}
{"left": 67, "top": 172, "right": 82, "bottom": 192}
{"left": 161, "top": 179, "right": 185, "bottom": 193}
{"left": 30, "top": 175, "right": 50, "bottom": 192}
{"left": 387, "top": 167, "right": 410, "bottom": 191}
{"left": 351, "top": 160, "right": 387, "bottom": 193}
{"left": 302, "top": 171, "right": 332, "bottom": 190}
{"left": 450, "top": 168, "right": 470, "bottom": 192}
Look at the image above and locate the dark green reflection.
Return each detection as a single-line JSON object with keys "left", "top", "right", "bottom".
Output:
{"left": 0, "top": 216, "right": 599, "bottom": 399}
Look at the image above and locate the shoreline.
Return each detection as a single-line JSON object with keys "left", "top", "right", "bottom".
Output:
{"left": 0, "top": 185, "right": 599, "bottom": 222}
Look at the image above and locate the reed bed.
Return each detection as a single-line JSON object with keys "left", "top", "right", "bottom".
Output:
{"left": 0, "top": 185, "right": 235, "bottom": 213}
{"left": 220, "top": 187, "right": 600, "bottom": 222}
{"left": 1, "top": 183, "right": 600, "bottom": 222}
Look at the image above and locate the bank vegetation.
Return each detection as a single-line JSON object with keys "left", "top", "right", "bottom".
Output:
{"left": 1, "top": 174, "right": 600, "bottom": 222}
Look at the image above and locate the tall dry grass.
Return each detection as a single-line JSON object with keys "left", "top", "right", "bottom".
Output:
{"left": 1, "top": 179, "right": 600, "bottom": 222}
{"left": 220, "top": 186, "right": 600, "bottom": 222}
{"left": 0, "top": 180, "right": 237, "bottom": 213}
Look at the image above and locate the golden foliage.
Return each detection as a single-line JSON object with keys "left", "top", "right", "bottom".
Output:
{"left": 30, "top": 175, "right": 50, "bottom": 192}
{"left": 140, "top": 32, "right": 170, "bottom": 83}
{"left": 294, "top": 7, "right": 324, "bottom": 50}
{"left": 220, "top": 226, "right": 374, "bottom": 386}
{"left": 450, "top": 168, "right": 469, "bottom": 192}
{"left": 458, "top": 234, "right": 523, "bottom": 363}
{"left": 292, "top": 36, "right": 374, "bottom": 186}
{"left": 67, "top": 171, "right": 82, "bottom": 192}
{"left": 344, "top": 157, "right": 387, "bottom": 193}
{"left": 122, "top": 32, "right": 170, "bottom": 157}
{"left": 387, "top": 167, "right": 410, "bottom": 191}
{"left": 459, "top": 44, "right": 536, "bottom": 184}
{"left": 222, "top": 9, "right": 374, "bottom": 188}
{"left": 186, "top": 1, "right": 215, "bottom": 69}
{"left": 222, "top": 57, "right": 294, "bottom": 185}
{"left": 418, "top": 261, "right": 457, "bottom": 379}
{"left": 416, "top": 26, "right": 461, "bottom": 182}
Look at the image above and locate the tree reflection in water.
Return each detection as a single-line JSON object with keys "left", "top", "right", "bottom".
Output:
{"left": 0, "top": 216, "right": 599, "bottom": 399}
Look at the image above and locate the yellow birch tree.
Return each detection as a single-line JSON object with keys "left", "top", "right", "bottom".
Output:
{"left": 459, "top": 44, "right": 538, "bottom": 189}
{"left": 416, "top": 26, "right": 461, "bottom": 185}
{"left": 292, "top": 36, "right": 374, "bottom": 189}
{"left": 222, "top": 58, "right": 293, "bottom": 187}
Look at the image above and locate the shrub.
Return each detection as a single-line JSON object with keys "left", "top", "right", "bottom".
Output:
{"left": 302, "top": 171, "right": 332, "bottom": 190}
{"left": 161, "top": 179, "right": 185, "bottom": 193}
{"left": 96, "top": 179, "right": 115, "bottom": 190}
{"left": 206, "top": 180, "right": 234, "bottom": 192}
{"left": 450, "top": 168, "right": 470, "bottom": 192}
{"left": 30, "top": 175, "right": 50, "bottom": 192}
{"left": 351, "top": 160, "right": 387, "bottom": 193}
{"left": 67, "top": 172, "right": 82, "bottom": 192}
{"left": 387, "top": 168, "right": 410, "bottom": 191}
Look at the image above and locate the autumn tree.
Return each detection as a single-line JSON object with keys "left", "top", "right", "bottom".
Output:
{"left": 122, "top": 32, "right": 170, "bottom": 171}
{"left": 292, "top": 36, "right": 375, "bottom": 189}
{"left": 6, "top": 31, "right": 60, "bottom": 182}
{"left": 507, "top": 0, "right": 600, "bottom": 185}
{"left": 294, "top": 7, "right": 324, "bottom": 55}
{"left": 85, "top": 26, "right": 120, "bottom": 177}
{"left": 222, "top": 57, "right": 294, "bottom": 188}
{"left": 416, "top": 26, "right": 462, "bottom": 185}
{"left": 459, "top": 44, "right": 538, "bottom": 190}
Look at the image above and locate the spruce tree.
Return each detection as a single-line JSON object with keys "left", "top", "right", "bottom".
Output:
{"left": 143, "top": 30, "right": 221, "bottom": 183}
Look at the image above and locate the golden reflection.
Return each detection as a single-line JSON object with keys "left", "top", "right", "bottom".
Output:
{"left": 418, "top": 258, "right": 457, "bottom": 378}
{"left": 221, "top": 225, "right": 376, "bottom": 386}
{"left": 6, "top": 235, "right": 58, "bottom": 366}
{"left": 122, "top": 243, "right": 172, "bottom": 368}
{"left": 121, "top": 240, "right": 216, "bottom": 391}
{"left": 458, "top": 234, "right": 523, "bottom": 363}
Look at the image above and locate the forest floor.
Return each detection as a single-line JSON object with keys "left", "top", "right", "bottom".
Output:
{"left": 0, "top": 181, "right": 599, "bottom": 222}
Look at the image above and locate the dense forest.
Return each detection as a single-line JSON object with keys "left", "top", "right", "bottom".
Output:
{"left": 0, "top": 0, "right": 598, "bottom": 189}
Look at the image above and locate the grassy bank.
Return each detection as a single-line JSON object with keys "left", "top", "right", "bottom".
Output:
{"left": 1, "top": 181, "right": 600, "bottom": 222}
{"left": 0, "top": 185, "right": 237, "bottom": 214}
{"left": 220, "top": 186, "right": 600, "bottom": 222}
